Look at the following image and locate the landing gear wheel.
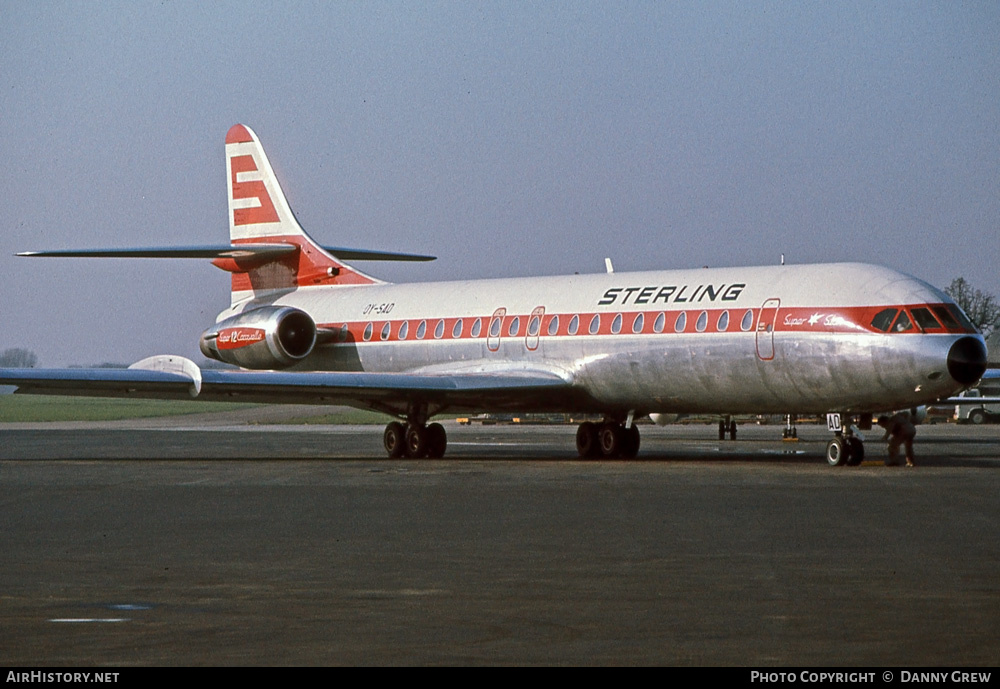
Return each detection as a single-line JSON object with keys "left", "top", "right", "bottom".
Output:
{"left": 599, "top": 423, "right": 623, "bottom": 457}
{"left": 826, "top": 437, "right": 847, "bottom": 466}
{"left": 426, "top": 422, "right": 447, "bottom": 459}
{"left": 405, "top": 424, "right": 428, "bottom": 458}
{"left": 621, "top": 425, "right": 640, "bottom": 459}
{"left": 970, "top": 409, "right": 986, "bottom": 425}
{"left": 384, "top": 421, "right": 406, "bottom": 458}
{"left": 729, "top": 420, "right": 737, "bottom": 440}
{"left": 845, "top": 437, "right": 865, "bottom": 466}
{"left": 718, "top": 420, "right": 726, "bottom": 440}
{"left": 576, "top": 422, "right": 600, "bottom": 458}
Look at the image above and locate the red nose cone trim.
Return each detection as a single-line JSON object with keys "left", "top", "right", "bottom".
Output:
{"left": 226, "top": 124, "right": 254, "bottom": 144}
{"left": 217, "top": 327, "right": 265, "bottom": 350}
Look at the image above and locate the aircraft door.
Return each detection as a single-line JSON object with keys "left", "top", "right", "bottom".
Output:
{"left": 755, "top": 298, "right": 780, "bottom": 361}
{"left": 525, "top": 306, "right": 545, "bottom": 351}
{"left": 487, "top": 307, "right": 506, "bottom": 352}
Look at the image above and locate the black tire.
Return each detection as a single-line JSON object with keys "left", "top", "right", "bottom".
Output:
{"left": 576, "top": 422, "right": 599, "bottom": 458}
{"left": 826, "top": 437, "right": 847, "bottom": 466}
{"left": 384, "top": 421, "right": 406, "bottom": 458}
{"left": 405, "top": 424, "right": 428, "bottom": 458}
{"left": 718, "top": 420, "right": 726, "bottom": 440}
{"left": 729, "top": 420, "right": 737, "bottom": 440}
{"left": 426, "top": 422, "right": 447, "bottom": 458}
{"left": 621, "top": 425, "right": 640, "bottom": 458}
{"left": 970, "top": 409, "right": 986, "bottom": 425}
{"left": 845, "top": 437, "right": 865, "bottom": 466}
{"left": 599, "top": 423, "right": 623, "bottom": 458}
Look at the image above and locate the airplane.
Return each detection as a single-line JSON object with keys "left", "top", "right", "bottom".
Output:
{"left": 0, "top": 124, "right": 989, "bottom": 464}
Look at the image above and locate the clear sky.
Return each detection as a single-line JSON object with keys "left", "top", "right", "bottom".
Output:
{"left": 2, "top": 1, "right": 998, "bottom": 366}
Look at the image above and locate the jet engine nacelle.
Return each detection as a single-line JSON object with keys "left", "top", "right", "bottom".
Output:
{"left": 200, "top": 306, "right": 316, "bottom": 369}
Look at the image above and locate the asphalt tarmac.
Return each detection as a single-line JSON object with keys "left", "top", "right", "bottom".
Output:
{"left": 1, "top": 418, "right": 998, "bottom": 666}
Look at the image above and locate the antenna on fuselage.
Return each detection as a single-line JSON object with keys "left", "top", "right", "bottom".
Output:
{"left": 605, "top": 258, "right": 614, "bottom": 274}
{"left": 781, "top": 254, "right": 785, "bottom": 265}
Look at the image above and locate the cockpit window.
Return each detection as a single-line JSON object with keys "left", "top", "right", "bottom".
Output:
{"left": 947, "top": 304, "right": 978, "bottom": 332}
{"left": 910, "top": 308, "right": 941, "bottom": 331}
{"left": 931, "top": 306, "right": 961, "bottom": 330}
{"left": 871, "top": 308, "right": 898, "bottom": 332}
{"left": 891, "top": 310, "right": 913, "bottom": 332}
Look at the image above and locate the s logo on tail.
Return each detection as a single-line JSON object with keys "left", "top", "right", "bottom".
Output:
{"left": 230, "top": 154, "right": 279, "bottom": 226}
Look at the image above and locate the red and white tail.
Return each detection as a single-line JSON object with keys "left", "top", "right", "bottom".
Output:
{"left": 221, "top": 124, "right": 380, "bottom": 304}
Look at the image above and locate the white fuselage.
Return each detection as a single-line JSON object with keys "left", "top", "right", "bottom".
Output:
{"left": 216, "top": 262, "right": 980, "bottom": 417}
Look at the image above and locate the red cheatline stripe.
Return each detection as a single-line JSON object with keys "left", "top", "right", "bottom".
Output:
{"left": 313, "top": 303, "right": 970, "bottom": 345}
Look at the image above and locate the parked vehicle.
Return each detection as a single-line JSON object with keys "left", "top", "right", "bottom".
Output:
{"left": 955, "top": 389, "right": 1000, "bottom": 424}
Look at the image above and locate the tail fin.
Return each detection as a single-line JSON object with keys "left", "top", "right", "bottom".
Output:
{"left": 221, "top": 124, "right": 380, "bottom": 303}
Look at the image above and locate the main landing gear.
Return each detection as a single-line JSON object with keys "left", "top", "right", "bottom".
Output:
{"left": 383, "top": 420, "right": 447, "bottom": 458}
{"left": 575, "top": 420, "right": 641, "bottom": 459}
{"left": 781, "top": 414, "right": 798, "bottom": 440}
{"left": 718, "top": 416, "right": 737, "bottom": 440}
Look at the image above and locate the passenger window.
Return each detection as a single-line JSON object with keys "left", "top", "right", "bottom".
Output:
{"left": 528, "top": 316, "right": 540, "bottom": 337}
{"left": 632, "top": 313, "right": 644, "bottom": 334}
{"left": 547, "top": 315, "right": 559, "bottom": 336}
{"left": 398, "top": 321, "right": 409, "bottom": 340}
{"left": 380, "top": 322, "right": 391, "bottom": 341}
{"left": 568, "top": 315, "right": 580, "bottom": 335}
{"left": 338, "top": 324, "right": 350, "bottom": 342}
{"left": 611, "top": 314, "right": 622, "bottom": 334}
{"left": 870, "top": 308, "right": 898, "bottom": 332}
{"left": 363, "top": 322, "right": 373, "bottom": 341}
{"left": 508, "top": 317, "right": 520, "bottom": 337}
{"left": 741, "top": 309, "right": 754, "bottom": 332}
{"left": 695, "top": 311, "right": 708, "bottom": 332}
{"left": 891, "top": 311, "right": 913, "bottom": 332}
{"left": 417, "top": 320, "right": 427, "bottom": 339}
{"left": 434, "top": 319, "right": 445, "bottom": 339}
{"left": 674, "top": 312, "right": 687, "bottom": 333}
{"left": 471, "top": 318, "right": 482, "bottom": 338}
{"left": 489, "top": 317, "right": 501, "bottom": 338}
{"left": 717, "top": 311, "right": 729, "bottom": 331}
{"left": 453, "top": 319, "right": 464, "bottom": 338}
{"left": 589, "top": 314, "right": 600, "bottom": 335}
{"left": 910, "top": 308, "right": 941, "bottom": 331}
{"left": 653, "top": 312, "right": 666, "bottom": 333}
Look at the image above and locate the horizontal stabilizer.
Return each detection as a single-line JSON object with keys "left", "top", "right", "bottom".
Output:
{"left": 18, "top": 245, "right": 435, "bottom": 262}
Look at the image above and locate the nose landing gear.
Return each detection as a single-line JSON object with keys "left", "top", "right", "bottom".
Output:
{"left": 825, "top": 413, "right": 865, "bottom": 466}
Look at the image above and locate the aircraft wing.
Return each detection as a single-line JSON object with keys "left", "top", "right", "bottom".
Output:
{"left": 0, "top": 364, "right": 584, "bottom": 417}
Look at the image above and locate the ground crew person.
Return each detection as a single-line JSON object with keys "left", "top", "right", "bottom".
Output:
{"left": 877, "top": 413, "right": 916, "bottom": 467}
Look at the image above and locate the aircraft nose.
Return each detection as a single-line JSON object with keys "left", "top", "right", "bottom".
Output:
{"left": 947, "top": 336, "right": 988, "bottom": 385}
